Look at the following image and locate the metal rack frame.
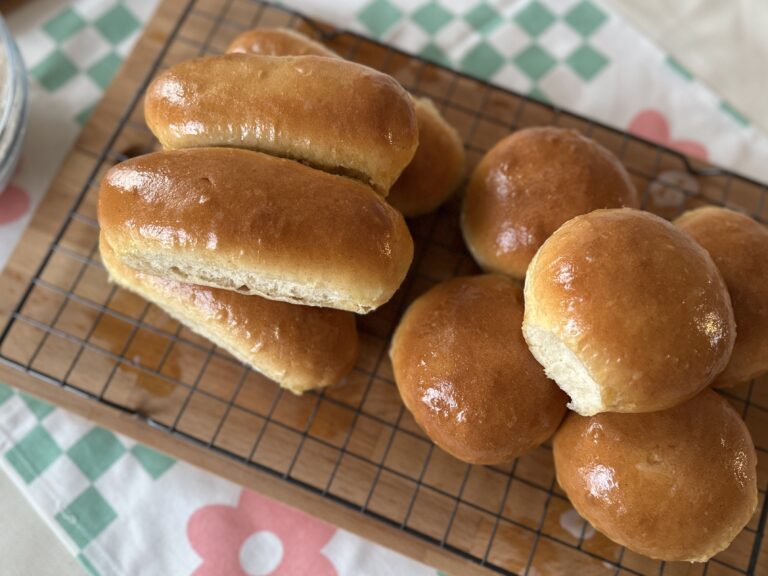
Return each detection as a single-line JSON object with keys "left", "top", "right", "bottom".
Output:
{"left": 0, "top": 1, "right": 766, "bottom": 574}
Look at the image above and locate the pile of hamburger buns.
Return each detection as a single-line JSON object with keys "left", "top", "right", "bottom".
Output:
{"left": 97, "top": 27, "right": 768, "bottom": 565}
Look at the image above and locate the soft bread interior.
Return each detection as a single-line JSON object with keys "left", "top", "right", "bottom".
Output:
{"left": 100, "top": 238, "right": 356, "bottom": 394}
{"left": 119, "top": 251, "right": 373, "bottom": 314}
{"left": 103, "top": 255, "right": 306, "bottom": 393}
{"left": 523, "top": 323, "right": 604, "bottom": 416}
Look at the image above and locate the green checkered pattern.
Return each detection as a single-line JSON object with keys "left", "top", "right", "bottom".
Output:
{"left": 25, "top": 0, "right": 750, "bottom": 127}
{"left": 28, "top": 2, "right": 142, "bottom": 125}
{"left": 0, "top": 382, "right": 174, "bottom": 560}
{"left": 4, "top": 1, "right": 757, "bottom": 574}
{"left": 357, "top": 0, "right": 611, "bottom": 101}
{"left": 663, "top": 55, "right": 749, "bottom": 127}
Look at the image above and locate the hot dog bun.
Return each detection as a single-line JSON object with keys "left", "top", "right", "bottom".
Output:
{"left": 227, "top": 27, "right": 338, "bottom": 57}
{"left": 100, "top": 237, "right": 358, "bottom": 394}
{"left": 98, "top": 148, "right": 414, "bottom": 313}
{"left": 144, "top": 53, "right": 418, "bottom": 194}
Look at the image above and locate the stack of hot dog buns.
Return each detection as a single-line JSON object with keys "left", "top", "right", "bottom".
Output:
{"left": 99, "top": 28, "right": 464, "bottom": 394}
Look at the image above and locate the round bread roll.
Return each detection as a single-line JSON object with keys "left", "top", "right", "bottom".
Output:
{"left": 224, "top": 28, "right": 465, "bottom": 217}
{"left": 226, "top": 27, "right": 338, "bottom": 57}
{"left": 100, "top": 237, "right": 358, "bottom": 394}
{"left": 676, "top": 207, "right": 768, "bottom": 387}
{"left": 523, "top": 208, "right": 735, "bottom": 416}
{"left": 553, "top": 390, "right": 758, "bottom": 562}
{"left": 390, "top": 274, "right": 567, "bottom": 464}
{"left": 462, "top": 127, "right": 639, "bottom": 279}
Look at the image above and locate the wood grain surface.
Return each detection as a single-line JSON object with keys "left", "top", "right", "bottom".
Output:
{"left": 0, "top": 1, "right": 766, "bottom": 575}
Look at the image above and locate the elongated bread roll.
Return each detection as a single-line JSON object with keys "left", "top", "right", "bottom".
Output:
{"left": 100, "top": 238, "right": 358, "bottom": 394}
{"left": 97, "top": 148, "right": 414, "bottom": 313}
{"left": 388, "top": 98, "right": 465, "bottom": 217}
{"left": 144, "top": 53, "right": 418, "bottom": 194}
{"left": 225, "top": 28, "right": 465, "bottom": 215}
{"left": 227, "top": 27, "right": 338, "bottom": 57}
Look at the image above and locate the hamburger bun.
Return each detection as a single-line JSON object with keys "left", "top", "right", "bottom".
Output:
{"left": 553, "top": 390, "right": 757, "bottom": 562}
{"left": 523, "top": 208, "right": 735, "bottom": 415}
{"left": 676, "top": 206, "right": 768, "bottom": 387}
{"left": 390, "top": 274, "right": 567, "bottom": 464}
{"left": 462, "top": 127, "right": 638, "bottom": 279}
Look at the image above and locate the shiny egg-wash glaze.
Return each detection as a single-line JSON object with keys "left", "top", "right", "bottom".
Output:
{"left": 97, "top": 148, "right": 414, "bottom": 313}
{"left": 390, "top": 275, "right": 567, "bottom": 465}
{"left": 144, "top": 53, "right": 419, "bottom": 195}
{"left": 462, "top": 127, "right": 638, "bottom": 280}
{"left": 676, "top": 206, "right": 768, "bottom": 387}
{"left": 553, "top": 390, "right": 757, "bottom": 562}
{"left": 226, "top": 27, "right": 339, "bottom": 57}
{"left": 225, "top": 28, "right": 466, "bottom": 218}
{"left": 100, "top": 239, "right": 358, "bottom": 394}
{"left": 387, "top": 98, "right": 466, "bottom": 217}
{"left": 523, "top": 208, "right": 736, "bottom": 415}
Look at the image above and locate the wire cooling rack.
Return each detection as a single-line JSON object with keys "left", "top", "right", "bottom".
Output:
{"left": 1, "top": 1, "right": 767, "bottom": 574}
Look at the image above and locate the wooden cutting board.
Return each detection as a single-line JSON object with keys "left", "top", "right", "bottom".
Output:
{"left": 0, "top": 2, "right": 497, "bottom": 573}
{"left": 0, "top": 1, "right": 766, "bottom": 574}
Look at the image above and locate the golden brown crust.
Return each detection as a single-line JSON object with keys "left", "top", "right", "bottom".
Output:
{"left": 144, "top": 53, "right": 418, "bottom": 194}
{"left": 462, "top": 127, "right": 639, "bottom": 279}
{"left": 99, "top": 237, "right": 358, "bottom": 393}
{"left": 553, "top": 390, "right": 758, "bottom": 562}
{"left": 223, "top": 28, "right": 465, "bottom": 216}
{"left": 390, "top": 274, "right": 567, "bottom": 464}
{"left": 524, "top": 208, "right": 736, "bottom": 413}
{"left": 226, "top": 27, "right": 338, "bottom": 57}
{"left": 676, "top": 207, "right": 768, "bottom": 387}
{"left": 97, "top": 148, "right": 414, "bottom": 313}
{"left": 387, "top": 98, "right": 466, "bottom": 217}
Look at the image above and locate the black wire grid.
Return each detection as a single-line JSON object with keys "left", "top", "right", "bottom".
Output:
{"left": 1, "top": 1, "right": 767, "bottom": 574}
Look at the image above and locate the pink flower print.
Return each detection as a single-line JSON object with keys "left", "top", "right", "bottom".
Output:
{"left": 188, "top": 489, "right": 337, "bottom": 576}
{"left": 628, "top": 109, "right": 708, "bottom": 160}
{"left": 0, "top": 183, "right": 30, "bottom": 225}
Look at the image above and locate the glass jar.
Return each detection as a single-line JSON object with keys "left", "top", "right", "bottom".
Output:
{"left": 0, "top": 14, "right": 28, "bottom": 192}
